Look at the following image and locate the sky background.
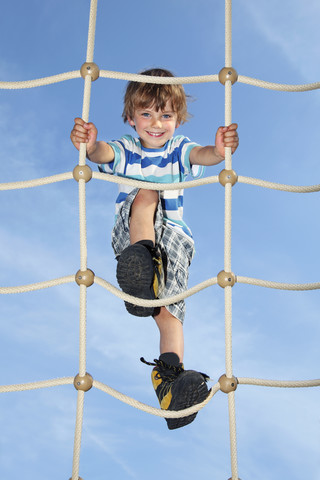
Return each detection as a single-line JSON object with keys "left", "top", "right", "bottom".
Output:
{"left": 0, "top": 1, "right": 319, "bottom": 479}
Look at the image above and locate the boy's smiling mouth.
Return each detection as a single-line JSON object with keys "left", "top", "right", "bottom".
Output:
{"left": 146, "top": 131, "right": 165, "bottom": 137}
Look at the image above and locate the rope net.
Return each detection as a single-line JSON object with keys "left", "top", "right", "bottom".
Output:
{"left": 0, "top": 0, "right": 319, "bottom": 479}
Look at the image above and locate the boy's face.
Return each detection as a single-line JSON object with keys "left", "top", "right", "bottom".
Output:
{"left": 127, "top": 100, "right": 179, "bottom": 149}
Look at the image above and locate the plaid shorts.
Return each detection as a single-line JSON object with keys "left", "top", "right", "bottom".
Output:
{"left": 111, "top": 188, "right": 195, "bottom": 324}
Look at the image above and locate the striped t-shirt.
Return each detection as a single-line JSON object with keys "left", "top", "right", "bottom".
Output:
{"left": 98, "top": 135, "right": 205, "bottom": 239}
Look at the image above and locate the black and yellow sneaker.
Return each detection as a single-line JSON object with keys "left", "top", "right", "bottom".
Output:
{"left": 116, "top": 240, "right": 164, "bottom": 317}
{"left": 141, "top": 352, "right": 209, "bottom": 430}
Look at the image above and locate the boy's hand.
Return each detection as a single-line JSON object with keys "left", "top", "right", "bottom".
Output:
{"left": 70, "top": 117, "right": 98, "bottom": 155}
{"left": 215, "top": 123, "right": 239, "bottom": 159}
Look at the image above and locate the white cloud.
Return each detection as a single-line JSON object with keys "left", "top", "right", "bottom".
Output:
{"left": 84, "top": 429, "right": 138, "bottom": 478}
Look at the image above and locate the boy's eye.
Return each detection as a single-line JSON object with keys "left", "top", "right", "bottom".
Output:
{"left": 162, "top": 114, "right": 171, "bottom": 119}
{"left": 141, "top": 113, "right": 150, "bottom": 118}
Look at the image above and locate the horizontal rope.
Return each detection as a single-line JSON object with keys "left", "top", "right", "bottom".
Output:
{"left": 100, "top": 70, "right": 219, "bottom": 84}
{"left": 237, "top": 276, "right": 320, "bottom": 291}
{"left": 94, "top": 275, "right": 218, "bottom": 306}
{"left": 0, "top": 71, "right": 80, "bottom": 89}
{"left": 0, "top": 377, "right": 74, "bottom": 393}
{"left": 238, "top": 377, "right": 320, "bottom": 388}
{"left": 92, "top": 171, "right": 219, "bottom": 190}
{"left": 2, "top": 273, "right": 318, "bottom": 298}
{"left": 238, "top": 75, "right": 320, "bottom": 92}
{"left": 0, "top": 172, "right": 73, "bottom": 191}
{"left": 1, "top": 171, "right": 318, "bottom": 195}
{"left": 0, "top": 276, "right": 75, "bottom": 294}
{"left": 0, "top": 70, "right": 319, "bottom": 91}
{"left": 238, "top": 176, "right": 320, "bottom": 193}
{"left": 93, "top": 379, "right": 220, "bottom": 418}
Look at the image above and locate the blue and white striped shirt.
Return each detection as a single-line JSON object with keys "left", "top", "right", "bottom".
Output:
{"left": 98, "top": 135, "right": 205, "bottom": 239}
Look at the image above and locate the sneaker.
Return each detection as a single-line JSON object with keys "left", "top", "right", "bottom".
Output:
{"left": 141, "top": 353, "right": 209, "bottom": 429}
{"left": 116, "top": 240, "right": 164, "bottom": 317}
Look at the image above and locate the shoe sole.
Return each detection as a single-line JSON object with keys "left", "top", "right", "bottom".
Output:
{"left": 116, "top": 244, "right": 155, "bottom": 317}
{"left": 166, "top": 371, "right": 209, "bottom": 430}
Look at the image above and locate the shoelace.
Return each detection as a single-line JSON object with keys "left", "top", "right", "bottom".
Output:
{"left": 140, "top": 357, "right": 184, "bottom": 381}
{"left": 141, "top": 357, "right": 211, "bottom": 383}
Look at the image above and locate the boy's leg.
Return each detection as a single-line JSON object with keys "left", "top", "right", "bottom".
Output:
{"left": 142, "top": 306, "right": 209, "bottom": 430}
{"left": 154, "top": 306, "right": 184, "bottom": 361}
{"left": 114, "top": 191, "right": 210, "bottom": 428}
{"left": 116, "top": 189, "right": 162, "bottom": 317}
{"left": 129, "top": 189, "right": 158, "bottom": 245}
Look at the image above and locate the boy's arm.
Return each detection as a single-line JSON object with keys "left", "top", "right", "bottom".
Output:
{"left": 86, "top": 140, "right": 115, "bottom": 164}
{"left": 70, "top": 117, "right": 115, "bottom": 164}
{"left": 190, "top": 123, "right": 238, "bottom": 166}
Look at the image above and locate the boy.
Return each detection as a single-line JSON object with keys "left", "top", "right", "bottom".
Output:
{"left": 70, "top": 68, "right": 239, "bottom": 429}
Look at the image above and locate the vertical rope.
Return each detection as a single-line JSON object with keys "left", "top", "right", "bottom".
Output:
{"left": 224, "top": 0, "right": 239, "bottom": 478}
{"left": 79, "top": 179, "right": 88, "bottom": 272}
{"left": 71, "top": 391, "right": 85, "bottom": 480}
{"left": 79, "top": 76, "right": 93, "bottom": 167}
{"left": 228, "top": 392, "right": 239, "bottom": 479}
{"left": 224, "top": 287, "right": 233, "bottom": 377}
{"left": 71, "top": 1, "right": 99, "bottom": 479}
{"left": 79, "top": 284, "right": 87, "bottom": 377}
{"left": 224, "top": 182, "right": 232, "bottom": 271}
{"left": 86, "top": 0, "right": 98, "bottom": 63}
{"left": 225, "top": 0, "right": 232, "bottom": 67}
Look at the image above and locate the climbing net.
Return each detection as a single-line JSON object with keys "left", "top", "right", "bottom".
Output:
{"left": 1, "top": 1, "right": 320, "bottom": 479}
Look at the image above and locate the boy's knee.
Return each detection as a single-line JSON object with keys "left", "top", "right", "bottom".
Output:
{"left": 132, "top": 189, "right": 159, "bottom": 210}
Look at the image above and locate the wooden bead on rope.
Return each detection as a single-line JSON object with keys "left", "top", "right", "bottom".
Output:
{"left": 218, "top": 67, "right": 238, "bottom": 85}
{"left": 73, "top": 165, "right": 92, "bottom": 183}
{"left": 80, "top": 62, "right": 100, "bottom": 81}
{"left": 219, "top": 169, "right": 238, "bottom": 187}
{"left": 217, "top": 270, "right": 236, "bottom": 288}
{"left": 73, "top": 373, "right": 93, "bottom": 392}
{"left": 219, "top": 374, "right": 238, "bottom": 393}
{"left": 75, "top": 269, "right": 95, "bottom": 287}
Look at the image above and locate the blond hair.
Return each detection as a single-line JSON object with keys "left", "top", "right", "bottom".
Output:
{"left": 122, "top": 68, "right": 190, "bottom": 125}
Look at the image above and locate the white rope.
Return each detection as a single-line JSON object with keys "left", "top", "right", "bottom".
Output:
{"left": 224, "top": 1, "right": 240, "bottom": 476}
{"left": 79, "top": 179, "right": 88, "bottom": 272}
{"left": 0, "top": 377, "right": 74, "bottom": 393}
{"left": 70, "top": 1, "right": 99, "bottom": 477}
{"left": 1, "top": 171, "right": 319, "bottom": 194}
{"left": 238, "top": 378, "right": 320, "bottom": 388}
{"left": 0, "top": 71, "right": 81, "bottom": 89}
{"left": 93, "top": 380, "right": 219, "bottom": 418}
{"left": 228, "top": 392, "right": 239, "bottom": 480}
{"left": 0, "top": 70, "right": 319, "bottom": 91}
{"left": 85, "top": 0, "right": 98, "bottom": 63}
{"left": 72, "top": 391, "right": 85, "bottom": 480}
{"left": 100, "top": 70, "right": 219, "bottom": 84}
{"left": 225, "top": 0, "right": 232, "bottom": 67}
{"left": 93, "top": 171, "right": 219, "bottom": 190}
{"left": 79, "top": 285, "right": 87, "bottom": 378}
{"left": 237, "top": 276, "right": 320, "bottom": 291}
{"left": 238, "top": 75, "right": 320, "bottom": 92}
{"left": 0, "top": 172, "right": 73, "bottom": 191}
{"left": 94, "top": 275, "right": 218, "bottom": 306}
{"left": 0, "top": 276, "right": 75, "bottom": 294}
{"left": 238, "top": 175, "right": 320, "bottom": 193}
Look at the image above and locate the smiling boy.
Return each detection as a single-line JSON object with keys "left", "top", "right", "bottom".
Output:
{"left": 70, "top": 68, "right": 239, "bottom": 429}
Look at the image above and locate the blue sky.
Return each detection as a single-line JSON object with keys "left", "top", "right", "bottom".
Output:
{"left": 0, "top": 1, "right": 319, "bottom": 479}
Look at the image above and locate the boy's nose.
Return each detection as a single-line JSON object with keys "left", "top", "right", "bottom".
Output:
{"left": 151, "top": 118, "right": 162, "bottom": 128}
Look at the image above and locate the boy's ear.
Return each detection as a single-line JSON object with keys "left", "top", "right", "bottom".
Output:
{"left": 127, "top": 116, "right": 135, "bottom": 127}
